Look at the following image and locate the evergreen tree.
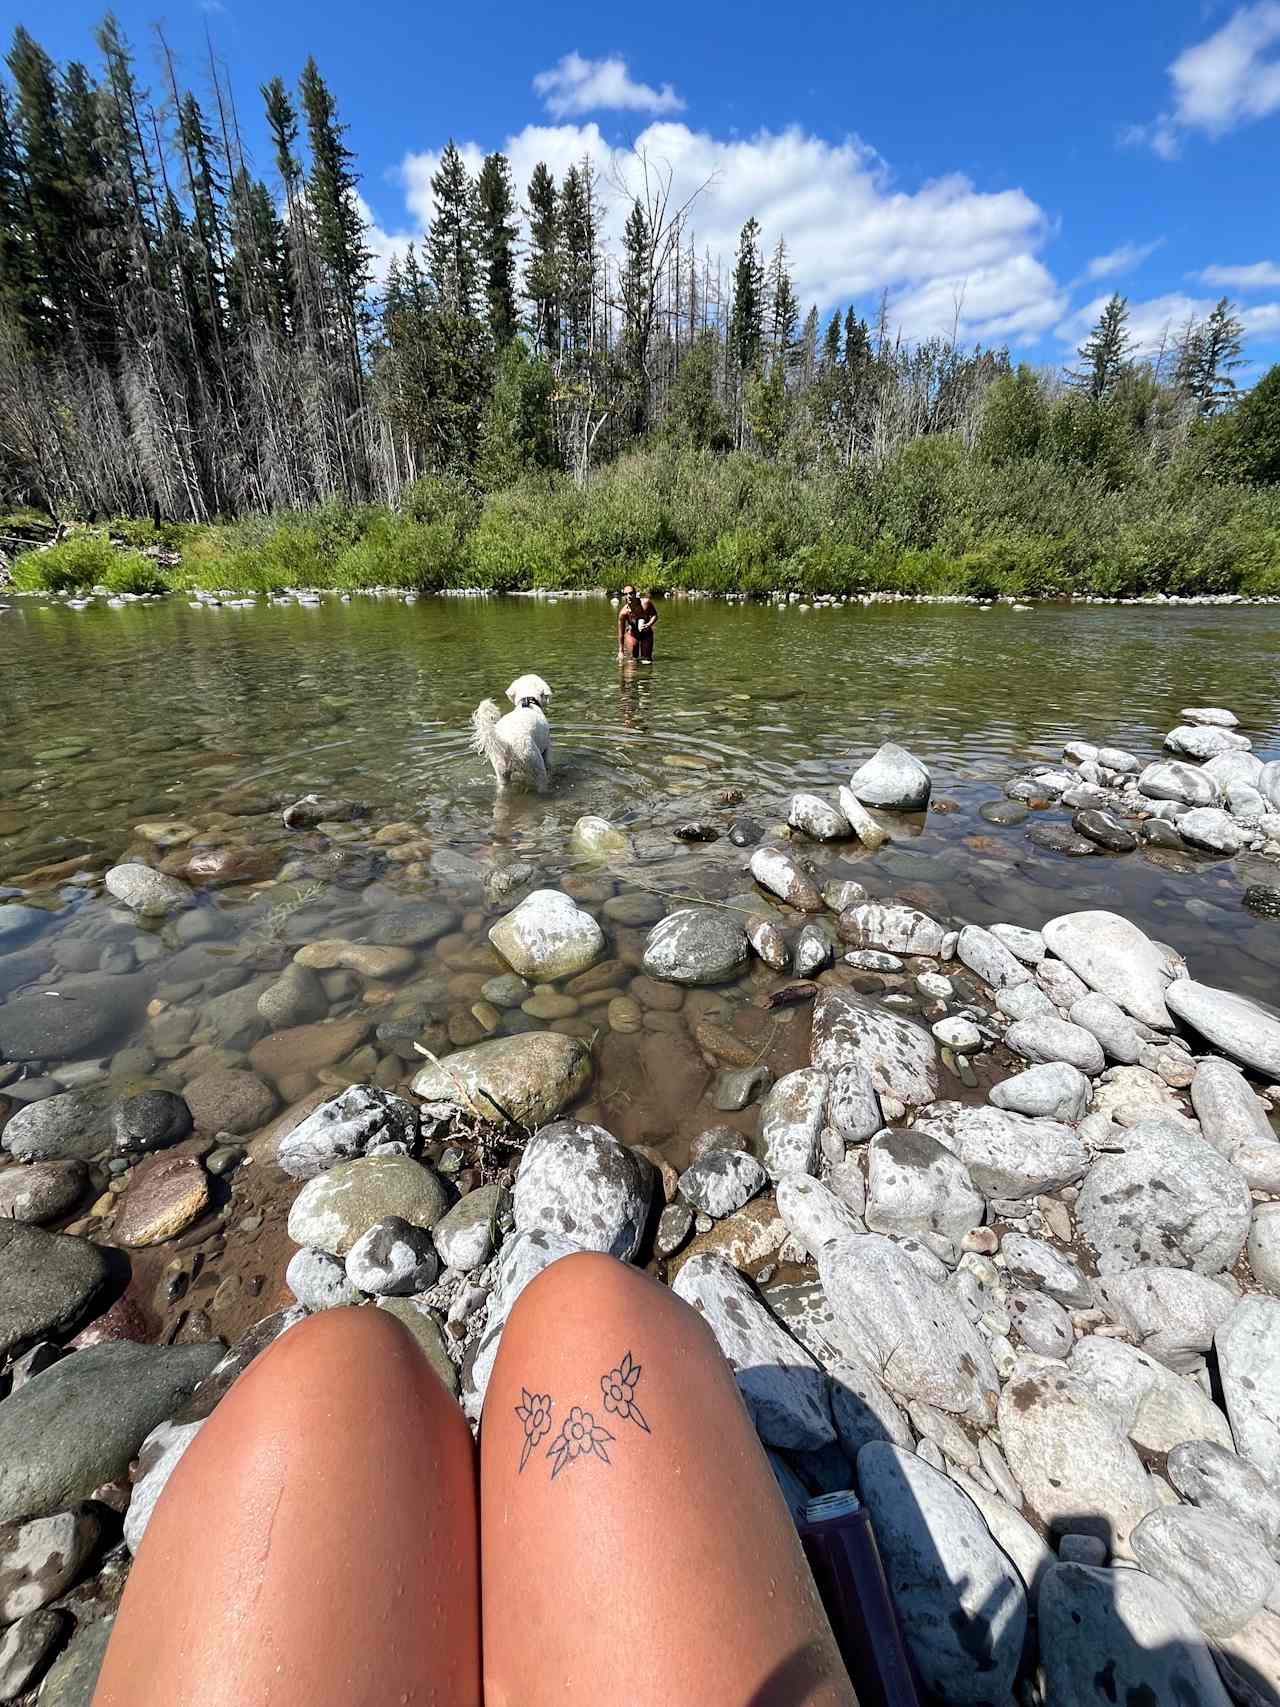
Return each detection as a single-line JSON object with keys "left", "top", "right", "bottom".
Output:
{"left": 820, "top": 310, "right": 842, "bottom": 370}
{"left": 1175, "top": 297, "right": 1245, "bottom": 416}
{"left": 559, "top": 161, "right": 597, "bottom": 360}
{"left": 664, "top": 331, "right": 730, "bottom": 451}
{"left": 1070, "top": 293, "right": 1132, "bottom": 402}
{"left": 620, "top": 196, "right": 653, "bottom": 435}
{"left": 426, "top": 140, "right": 479, "bottom": 316}
{"left": 798, "top": 304, "right": 818, "bottom": 386}
{"left": 523, "top": 162, "right": 559, "bottom": 358}
{"left": 766, "top": 238, "right": 798, "bottom": 370}
{"left": 729, "top": 217, "right": 764, "bottom": 376}
{"left": 476, "top": 338, "right": 556, "bottom": 488}
{"left": 475, "top": 151, "right": 518, "bottom": 346}
{"left": 1230, "top": 362, "right": 1280, "bottom": 483}
{"left": 298, "top": 57, "right": 370, "bottom": 354}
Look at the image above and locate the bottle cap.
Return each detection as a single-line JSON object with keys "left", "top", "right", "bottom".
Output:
{"left": 803, "top": 1490, "right": 862, "bottom": 1522}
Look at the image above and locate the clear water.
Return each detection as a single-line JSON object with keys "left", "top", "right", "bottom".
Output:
{"left": 3, "top": 591, "right": 1280, "bottom": 1154}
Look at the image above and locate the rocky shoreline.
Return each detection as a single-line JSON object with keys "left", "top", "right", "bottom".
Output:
{"left": 1, "top": 741, "right": 1279, "bottom": 1703}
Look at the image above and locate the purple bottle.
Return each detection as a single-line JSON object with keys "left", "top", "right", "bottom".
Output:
{"left": 799, "top": 1491, "right": 921, "bottom": 1707}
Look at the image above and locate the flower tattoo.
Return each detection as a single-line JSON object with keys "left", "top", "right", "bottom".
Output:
{"left": 601, "top": 1350, "right": 649, "bottom": 1433}
{"left": 514, "top": 1389, "right": 553, "bottom": 1473}
{"left": 547, "top": 1406, "right": 615, "bottom": 1479}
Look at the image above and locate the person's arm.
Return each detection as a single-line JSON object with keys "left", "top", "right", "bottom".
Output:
{"left": 616, "top": 606, "right": 626, "bottom": 659}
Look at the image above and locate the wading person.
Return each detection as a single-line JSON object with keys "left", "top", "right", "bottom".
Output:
{"left": 636, "top": 590, "right": 659, "bottom": 662}
{"left": 93, "top": 1255, "right": 857, "bottom": 1707}
{"left": 616, "top": 584, "right": 644, "bottom": 661}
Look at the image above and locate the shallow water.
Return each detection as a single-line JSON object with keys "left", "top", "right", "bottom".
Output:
{"left": 2, "top": 591, "right": 1280, "bottom": 1174}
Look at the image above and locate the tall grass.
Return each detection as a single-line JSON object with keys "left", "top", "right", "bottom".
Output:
{"left": 12, "top": 441, "right": 1280, "bottom": 599}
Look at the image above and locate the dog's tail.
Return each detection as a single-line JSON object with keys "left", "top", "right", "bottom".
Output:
{"left": 471, "top": 698, "right": 504, "bottom": 762}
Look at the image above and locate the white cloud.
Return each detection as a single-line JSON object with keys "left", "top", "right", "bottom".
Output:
{"left": 356, "top": 193, "right": 420, "bottom": 287}
{"left": 1083, "top": 239, "right": 1164, "bottom": 281}
{"left": 398, "top": 119, "right": 1064, "bottom": 345}
{"left": 1128, "top": 3, "right": 1280, "bottom": 155}
{"left": 1196, "top": 260, "right": 1280, "bottom": 290}
{"left": 1056, "top": 290, "right": 1280, "bottom": 362}
{"left": 532, "top": 53, "right": 685, "bottom": 119}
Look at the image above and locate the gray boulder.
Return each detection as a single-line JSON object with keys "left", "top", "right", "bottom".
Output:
{"left": 0, "top": 1223, "right": 107, "bottom": 1359}
{"left": 0, "top": 1506, "right": 100, "bottom": 1621}
{"left": 642, "top": 908, "right": 749, "bottom": 985}
{"left": 788, "top": 793, "right": 849, "bottom": 841}
{"left": 1004, "top": 1015, "right": 1105, "bottom": 1076}
{"left": 1131, "top": 1506, "right": 1277, "bottom": 1637}
{"left": 989, "top": 1061, "right": 1090, "bottom": 1122}
{"left": 678, "top": 1150, "right": 766, "bottom": 1218}
{"left": 956, "top": 924, "right": 1031, "bottom": 990}
{"left": 858, "top": 1444, "right": 1026, "bottom": 1705}
{"left": 760, "top": 1068, "right": 828, "bottom": 1179}
{"left": 810, "top": 987, "right": 938, "bottom": 1107}
{"left": 285, "top": 1246, "right": 361, "bottom": 1310}
{"left": 1070, "top": 1333, "right": 1234, "bottom": 1453}
{"left": 409, "top": 1031, "right": 592, "bottom": 1126}
{"left": 1009, "top": 1290, "right": 1074, "bottom": 1358}
{"left": 0, "top": 1159, "right": 85, "bottom": 1225}
{"left": 841, "top": 903, "right": 946, "bottom": 958}
{"left": 0, "top": 971, "right": 152, "bottom": 1062}
{"left": 1250, "top": 1204, "right": 1280, "bottom": 1295}
{"left": 276, "top": 1085, "right": 419, "bottom": 1179}
{"left": 1097, "top": 1266, "right": 1237, "bottom": 1370}
{"left": 104, "top": 863, "right": 194, "bottom": 916}
{"left": 818, "top": 1233, "right": 998, "bottom": 1422}
{"left": 513, "top": 1120, "right": 649, "bottom": 1260}
{"left": 111, "top": 1089, "right": 192, "bottom": 1154}
{"left": 825, "top": 1061, "right": 883, "bottom": 1144}
{"left": 1041, "top": 909, "right": 1179, "bottom": 1028}
{"left": 748, "top": 846, "right": 823, "bottom": 911}
{"left": 1166, "top": 980, "right": 1280, "bottom": 1077}
{"left": 864, "top": 1129, "right": 984, "bottom": 1245}
{"left": 912, "top": 1101, "right": 1088, "bottom": 1199}
{"left": 1039, "top": 1563, "right": 1231, "bottom": 1707}
{"left": 1068, "top": 993, "right": 1145, "bottom": 1064}
{"left": 1138, "top": 760, "right": 1221, "bottom": 807}
{"left": 1165, "top": 723, "right": 1251, "bottom": 759}
{"left": 431, "top": 1182, "right": 508, "bottom": 1272}
{"left": 344, "top": 1216, "right": 439, "bottom": 1295}
{"left": 489, "top": 889, "right": 604, "bottom": 980}
{"left": 1002, "top": 1232, "right": 1094, "bottom": 1308}
{"left": 287, "top": 1154, "right": 449, "bottom": 1257}
{"left": 1076, "top": 1118, "right": 1252, "bottom": 1275}
{"left": 1217, "top": 1297, "right": 1280, "bottom": 1477}
{"left": 849, "top": 743, "right": 931, "bottom": 810}
{"left": 0, "top": 1340, "right": 221, "bottom": 1524}
{"left": 1, "top": 1091, "right": 108, "bottom": 1163}
{"left": 776, "top": 1175, "right": 866, "bottom": 1258}
{"left": 828, "top": 1358, "right": 913, "bottom": 1458}
{"left": 1165, "top": 1439, "right": 1280, "bottom": 1557}
{"left": 1179, "top": 806, "right": 1247, "bottom": 854}
{"left": 122, "top": 1418, "right": 204, "bottom": 1556}
{"left": 1193, "top": 1061, "right": 1278, "bottom": 1165}
{"left": 672, "top": 1254, "right": 834, "bottom": 1450}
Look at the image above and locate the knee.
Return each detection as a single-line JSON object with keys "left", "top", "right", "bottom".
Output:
{"left": 506, "top": 1251, "right": 709, "bottom": 1348}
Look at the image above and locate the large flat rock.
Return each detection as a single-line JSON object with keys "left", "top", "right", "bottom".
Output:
{"left": 810, "top": 987, "right": 939, "bottom": 1108}
{"left": 1041, "top": 910, "right": 1178, "bottom": 1029}
{"left": 0, "top": 1223, "right": 108, "bottom": 1358}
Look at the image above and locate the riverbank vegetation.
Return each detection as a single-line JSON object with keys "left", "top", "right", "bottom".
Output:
{"left": 2, "top": 20, "right": 1278, "bottom": 599}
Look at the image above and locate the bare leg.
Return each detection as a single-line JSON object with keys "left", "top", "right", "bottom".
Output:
{"left": 480, "top": 1252, "right": 855, "bottom": 1707}
{"left": 94, "top": 1308, "right": 481, "bottom": 1707}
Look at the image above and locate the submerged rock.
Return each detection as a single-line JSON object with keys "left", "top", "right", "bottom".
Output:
{"left": 642, "top": 908, "right": 749, "bottom": 985}
{"left": 848, "top": 743, "right": 931, "bottom": 811}
{"left": 489, "top": 889, "right": 604, "bottom": 981}
{"left": 104, "top": 863, "right": 193, "bottom": 916}
{"left": 748, "top": 845, "right": 823, "bottom": 911}
{"left": 410, "top": 1031, "right": 591, "bottom": 1126}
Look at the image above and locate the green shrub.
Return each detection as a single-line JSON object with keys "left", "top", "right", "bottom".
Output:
{"left": 11, "top": 533, "right": 120, "bottom": 592}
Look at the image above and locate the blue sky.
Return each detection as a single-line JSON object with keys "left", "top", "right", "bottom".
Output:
{"left": 19, "top": 0, "right": 1280, "bottom": 376}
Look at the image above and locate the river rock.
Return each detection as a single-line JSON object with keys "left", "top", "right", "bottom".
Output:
{"left": 989, "top": 1061, "right": 1090, "bottom": 1122}
{"left": 366, "top": 903, "right": 458, "bottom": 947}
{"left": 256, "top": 962, "right": 327, "bottom": 1027}
{"left": 825, "top": 1061, "right": 883, "bottom": 1143}
{"left": 0, "top": 1607, "right": 67, "bottom": 1696}
{"left": 913, "top": 1102, "right": 1088, "bottom": 1198}
{"left": 1167, "top": 980, "right": 1280, "bottom": 1077}
{"left": 488, "top": 890, "right": 604, "bottom": 981}
{"left": 1250, "top": 1204, "right": 1280, "bottom": 1295}
{"left": 0, "top": 1224, "right": 107, "bottom": 1359}
{"left": 0, "top": 1506, "right": 100, "bottom": 1622}
{"left": 111, "top": 1089, "right": 192, "bottom": 1154}
{"left": 1179, "top": 805, "right": 1248, "bottom": 854}
{"left": 840, "top": 903, "right": 946, "bottom": 958}
{"left": 818, "top": 1233, "right": 998, "bottom": 1421}
{"left": 1027, "top": 823, "right": 1098, "bottom": 855}
{"left": 276, "top": 1085, "right": 419, "bottom": 1179}
{"left": 285, "top": 1246, "right": 361, "bottom": 1309}
{"left": 835, "top": 787, "right": 888, "bottom": 849}
{"left": 776, "top": 1174, "right": 865, "bottom": 1257}
{"left": 849, "top": 743, "right": 931, "bottom": 811}
{"left": 121, "top": 1418, "right": 204, "bottom": 1556}
{"left": 0, "top": 1159, "right": 85, "bottom": 1224}
{"left": 1002, "top": 1232, "right": 1094, "bottom": 1308}
{"left": 1068, "top": 992, "right": 1144, "bottom": 1064}
{"left": 642, "top": 908, "right": 749, "bottom": 986}
{"left": 1004, "top": 1015, "right": 1105, "bottom": 1075}
{"left": 1039, "top": 1562, "right": 1231, "bottom": 1706}
{"left": 1078, "top": 1118, "right": 1252, "bottom": 1275}
{"left": 287, "top": 1154, "right": 449, "bottom": 1257}
{"left": 997, "top": 1359, "right": 1156, "bottom": 1554}
{"left": 996, "top": 982, "right": 1054, "bottom": 1021}
{"left": 1165, "top": 1439, "right": 1280, "bottom": 1556}
{"left": 1131, "top": 1506, "right": 1276, "bottom": 1637}
{"left": 1216, "top": 1297, "right": 1280, "bottom": 1477}
{"left": 344, "top": 1216, "right": 438, "bottom": 1295}
{"left": 0, "top": 1340, "right": 221, "bottom": 1524}
{"left": 104, "top": 863, "right": 193, "bottom": 916}
{"left": 1139, "top": 759, "right": 1222, "bottom": 807}
{"left": 111, "top": 1154, "right": 209, "bottom": 1246}
{"left": 1097, "top": 1266, "right": 1237, "bottom": 1370}
{"left": 183, "top": 1066, "right": 277, "bottom": 1135}
{"left": 678, "top": 1150, "right": 766, "bottom": 1218}
{"left": 788, "top": 793, "right": 849, "bottom": 840}
{"left": 1191, "top": 1057, "right": 1273, "bottom": 1155}
{"left": 810, "top": 987, "right": 938, "bottom": 1108}
{"left": 671, "top": 1254, "right": 834, "bottom": 1449}
{"left": 513, "top": 1120, "right": 649, "bottom": 1260}
{"left": 409, "top": 1031, "right": 591, "bottom": 1125}
{"left": 1070, "top": 1334, "right": 1234, "bottom": 1453}
{"left": 857, "top": 1443, "right": 1026, "bottom": 1706}
{"left": 748, "top": 845, "right": 823, "bottom": 912}
{"left": 744, "top": 917, "right": 788, "bottom": 972}
{"left": 760, "top": 1068, "right": 827, "bottom": 1179}
{"left": 0, "top": 904, "right": 48, "bottom": 949}
{"left": 1166, "top": 723, "right": 1251, "bottom": 759}
{"left": 570, "top": 815, "right": 628, "bottom": 858}
{"left": 431, "top": 1181, "right": 508, "bottom": 1272}
{"left": 864, "top": 1129, "right": 984, "bottom": 1244}
{"left": 0, "top": 973, "right": 149, "bottom": 1063}
{"left": 956, "top": 924, "right": 1031, "bottom": 990}
{"left": 794, "top": 922, "right": 833, "bottom": 976}
{"left": 1042, "top": 909, "right": 1182, "bottom": 1029}
{"left": 1009, "top": 1289, "right": 1073, "bottom": 1357}
{"left": 246, "top": 1015, "right": 373, "bottom": 1081}
{"left": 1072, "top": 809, "right": 1137, "bottom": 852}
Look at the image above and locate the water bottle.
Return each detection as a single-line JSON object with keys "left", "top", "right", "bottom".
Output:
{"left": 799, "top": 1491, "right": 921, "bottom": 1707}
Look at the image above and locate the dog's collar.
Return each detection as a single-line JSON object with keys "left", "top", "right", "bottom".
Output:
{"left": 517, "top": 697, "right": 542, "bottom": 710}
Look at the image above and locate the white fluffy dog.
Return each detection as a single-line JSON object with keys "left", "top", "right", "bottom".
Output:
{"left": 471, "top": 674, "right": 553, "bottom": 792}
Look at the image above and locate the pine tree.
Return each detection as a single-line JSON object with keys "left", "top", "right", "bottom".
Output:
{"left": 523, "top": 162, "right": 559, "bottom": 358}
{"left": 729, "top": 217, "right": 764, "bottom": 376}
{"left": 298, "top": 57, "right": 370, "bottom": 356}
{"left": 475, "top": 151, "right": 518, "bottom": 346}
{"left": 766, "top": 237, "right": 797, "bottom": 370}
{"left": 1175, "top": 297, "right": 1245, "bottom": 416}
{"left": 619, "top": 197, "right": 653, "bottom": 435}
{"left": 1070, "top": 293, "right": 1132, "bottom": 402}
{"left": 426, "top": 140, "right": 479, "bottom": 316}
{"left": 559, "top": 161, "right": 597, "bottom": 360}
{"left": 821, "top": 310, "right": 842, "bottom": 370}
{"left": 798, "top": 304, "right": 818, "bottom": 386}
